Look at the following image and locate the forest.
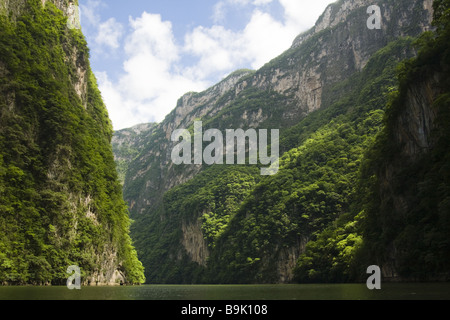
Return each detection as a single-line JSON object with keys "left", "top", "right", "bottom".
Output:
{"left": 0, "top": 0, "right": 144, "bottom": 285}
{"left": 125, "top": 0, "right": 450, "bottom": 284}
{"left": 0, "top": 0, "right": 448, "bottom": 286}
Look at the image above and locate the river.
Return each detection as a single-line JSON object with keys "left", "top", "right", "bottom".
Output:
{"left": 0, "top": 283, "right": 449, "bottom": 300}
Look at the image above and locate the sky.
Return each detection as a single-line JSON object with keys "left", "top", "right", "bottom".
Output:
{"left": 79, "top": 0, "right": 336, "bottom": 130}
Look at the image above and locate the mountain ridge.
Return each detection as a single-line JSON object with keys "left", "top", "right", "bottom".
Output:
{"left": 0, "top": 0, "right": 145, "bottom": 285}
{"left": 113, "top": 0, "right": 439, "bottom": 284}
{"left": 121, "top": 0, "right": 434, "bottom": 220}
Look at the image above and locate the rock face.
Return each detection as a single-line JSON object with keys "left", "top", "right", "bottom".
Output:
{"left": 112, "top": 123, "right": 156, "bottom": 185}
{"left": 370, "top": 69, "right": 447, "bottom": 280}
{"left": 122, "top": 70, "right": 255, "bottom": 216}
{"left": 378, "top": 72, "right": 443, "bottom": 221}
{"left": 1, "top": 0, "right": 78, "bottom": 20}
{"left": 393, "top": 74, "right": 441, "bottom": 161}
{"left": 358, "top": 0, "right": 450, "bottom": 280}
{"left": 181, "top": 219, "right": 208, "bottom": 266}
{"left": 0, "top": 0, "right": 144, "bottom": 285}
{"left": 124, "top": 0, "right": 433, "bottom": 218}
{"left": 116, "top": 0, "right": 434, "bottom": 283}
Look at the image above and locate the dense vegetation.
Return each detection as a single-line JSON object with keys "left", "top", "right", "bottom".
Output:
{"left": 112, "top": 123, "right": 155, "bottom": 185}
{"left": 0, "top": 0, "right": 144, "bottom": 285}
{"left": 2, "top": 0, "right": 446, "bottom": 286}
{"left": 126, "top": 0, "right": 450, "bottom": 284}
{"left": 133, "top": 166, "right": 262, "bottom": 283}
{"left": 358, "top": 0, "right": 450, "bottom": 280}
{"left": 208, "top": 37, "right": 416, "bottom": 284}
{"left": 130, "top": 34, "right": 422, "bottom": 283}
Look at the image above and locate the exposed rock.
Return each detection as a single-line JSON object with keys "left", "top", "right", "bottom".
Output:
{"left": 116, "top": 0, "right": 435, "bottom": 283}
{"left": 0, "top": 0, "right": 143, "bottom": 285}
{"left": 394, "top": 73, "right": 441, "bottom": 160}
{"left": 378, "top": 71, "right": 443, "bottom": 226}
{"left": 181, "top": 218, "right": 209, "bottom": 266}
{"left": 276, "top": 239, "right": 307, "bottom": 283}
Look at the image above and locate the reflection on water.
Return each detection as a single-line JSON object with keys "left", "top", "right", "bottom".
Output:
{"left": 0, "top": 283, "right": 449, "bottom": 300}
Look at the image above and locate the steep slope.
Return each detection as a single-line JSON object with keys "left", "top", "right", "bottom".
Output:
{"left": 359, "top": 0, "right": 450, "bottom": 280}
{"left": 123, "top": 69, "right": 256, "bottom": 217}
{"left": 112, "top": 123, "right": 156, "bottom": 185}
{"left": 118, "top": 0, "right": 434, "bottom": 284}
{"left": 0, "top": 0, "right": 144, "bottom": 285}
{"left": 123, "top": 0, "right": 434, "bottom": 219}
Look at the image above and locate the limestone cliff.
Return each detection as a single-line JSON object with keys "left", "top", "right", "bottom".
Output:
{"left": 0, "top": 0, "right": 144, "bottom": 285}
{"left": 352, "top": 0, "right": 450, "bottom": 282}
{"left": 123, "top": 0, "right": 434, "bottom": 219}
{"left": 371, "top": 72, "right": 444, "bottom": 279}
{"left": 391, "top": 73, "right": 441, "bottom": 161}
{"left": 116, "top": 0, "right": 435, "bottom": 283}
{"left": 362, "top": 34, "right": 450, "bottom": 281}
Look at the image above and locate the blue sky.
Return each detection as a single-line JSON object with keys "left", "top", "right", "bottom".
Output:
{"left": 79, "top": 0, "right": 336, "bottom": 130}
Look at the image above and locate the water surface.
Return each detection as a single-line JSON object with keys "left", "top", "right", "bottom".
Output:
{"left": 1, "top": 283, "right": 449, "bottom": 300}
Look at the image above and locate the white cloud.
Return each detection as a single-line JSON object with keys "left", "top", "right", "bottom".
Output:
{"left": 187, "top": 0, "right": 335, "bottom": 75}
{"left": 212, "top": 0, "right": 273, "bottom": 23}
{"left": 241, "top": 9, "right": 293, "bottom": 68}
{"left": 185, "top": 0, "right": 333, "bottom": 78}
{"left": 97, "top": 12, "right": 207, "bottom": 130}
{"left": 253, "top": 0, "right": 273, "bottom": 5}
{"left": 89, "top": 0, "right": 335, "bottom": 130}
{"left": 185, "top": 9, "right": 291, "bottom": 73}
{"left": 79, "top": 0, "right": 103, "bottom": 26}
{"left": 95, "top": 18, "right": 123, "bottom": 49}
{"left": 279, "top": 0, "right": 334, "bottom": 30}
{"left": 183, "top": 25, "right": 242, "bottom": 79}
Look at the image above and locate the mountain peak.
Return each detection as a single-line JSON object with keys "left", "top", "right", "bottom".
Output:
{"left": 292, "top": 0, "right": 434, "bottom": 49}
{"left": 114, "top": 0, "right": 438, "bottom": 283}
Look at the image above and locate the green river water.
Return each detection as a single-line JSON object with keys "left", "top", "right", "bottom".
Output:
{"left": 0, "top": 283, "right": 449, "bottom": 300}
